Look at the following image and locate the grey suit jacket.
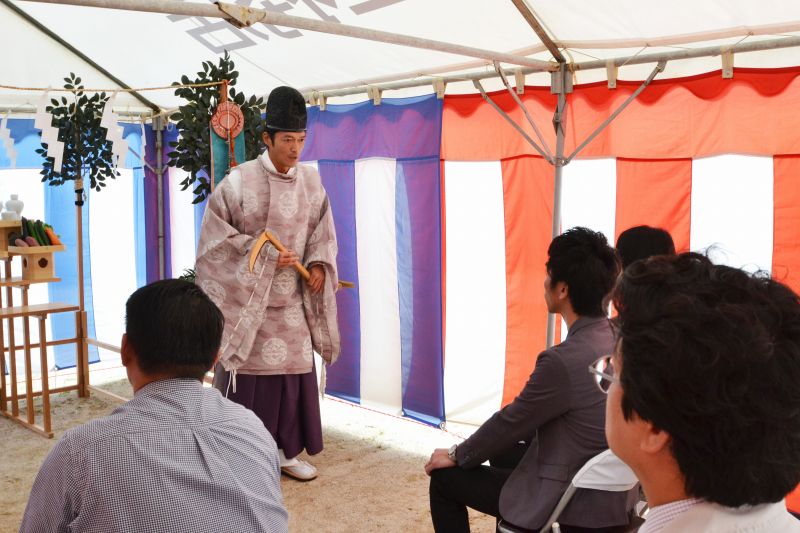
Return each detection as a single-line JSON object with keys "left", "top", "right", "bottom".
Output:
{"left": 456, "top": 316, "right": 635, "bottom": 530}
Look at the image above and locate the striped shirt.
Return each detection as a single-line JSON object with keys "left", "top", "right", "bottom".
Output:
{"left": 639, "top": 498, "right": 702, "bottom": 533}
{"left": 20, "top": 378, "right": 288, "bottom": 533}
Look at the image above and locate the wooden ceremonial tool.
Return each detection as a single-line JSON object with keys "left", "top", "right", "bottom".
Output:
{"left": 249, "top": 232, "right": 270, "bottom": 273}
{"left": 265, "top": 231, "right": 312, "bottom": 280}
{"left": 248, "top": 231, "right": 355, "bottom": 289}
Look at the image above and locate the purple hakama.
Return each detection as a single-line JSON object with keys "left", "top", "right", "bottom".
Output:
{"left": 213, "top": 361, "right": 323, "bottom": 458}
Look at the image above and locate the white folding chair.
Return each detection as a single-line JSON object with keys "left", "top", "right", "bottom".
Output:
{"left": 497, "top": 449, "right": 640, "bottom": 533}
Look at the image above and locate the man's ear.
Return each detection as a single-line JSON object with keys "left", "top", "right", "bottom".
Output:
{"left": 262, "top": 132, "right": 272, "bottom": 149}
{"left": 641, "top": 421, "right": 672, "bottom": 455}
{"left": 558, "top": 281, "right": 569, "bottom": 302}
{"left": 120, "top": 333, "right": 133, "bottom": 367}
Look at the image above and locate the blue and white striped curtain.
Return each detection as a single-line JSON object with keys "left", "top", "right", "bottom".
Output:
{"left": 302, "top": 95, "right": 445, "bottom": 426}
{"left": 0, "top": 117, "right": 154, "bottom": 368}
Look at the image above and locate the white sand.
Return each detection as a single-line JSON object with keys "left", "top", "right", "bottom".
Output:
{"left": 1, "top": 378, "right": 495, "bottom": 532}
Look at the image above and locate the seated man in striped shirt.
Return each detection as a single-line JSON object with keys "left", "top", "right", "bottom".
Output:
{"left": 604, "top": 253, "right": 800, "bottom": 532}
{"left": 20, "top": 279, "right": 288, "bottom": 533}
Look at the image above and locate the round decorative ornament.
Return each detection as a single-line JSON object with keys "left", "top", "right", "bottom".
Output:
{"left": 211, "top": 101, "right": 245, "bottom": 139}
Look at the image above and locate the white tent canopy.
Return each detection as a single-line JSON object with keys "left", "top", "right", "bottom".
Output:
{"left": 4, "top": 0, "right": 800, "bottom": 444}
{"left": 4, "top": 0, "right": 800, "bottom": 114}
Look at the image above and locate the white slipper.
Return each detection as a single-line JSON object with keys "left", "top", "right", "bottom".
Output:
{"left": 281, "top": 459, "right": 318, "bottom": 481}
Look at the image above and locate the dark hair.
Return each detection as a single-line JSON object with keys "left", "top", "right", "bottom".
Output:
{"left": 125, "top": 279, "right": 224, "bottom": 380}
{"left": 546, "top": 227, "right": 619, "bottom": 317}
{"left": 613, "top": 253, "right": 800, "bottom": 506}
{"left": 615, "top": 225, "right": 676, "bottom": 269}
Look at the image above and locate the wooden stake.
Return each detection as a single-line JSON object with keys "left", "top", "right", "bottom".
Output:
{"left": 38, "top": 316, "right": 51, "bottom": 433}
{"left": 4, "top": 259, "right": 18, "bottom": 417}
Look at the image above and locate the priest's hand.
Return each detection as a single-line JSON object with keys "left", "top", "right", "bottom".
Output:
{"left": 309, "top": 264, "right": 325, "bottom": 294}
{"left": 424, "top": 448, "right": 456, "bottom": 475}
{"left": 277, "top": 250, "right": 299, "bottom": 268}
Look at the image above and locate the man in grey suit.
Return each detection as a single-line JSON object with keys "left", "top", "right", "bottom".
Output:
{"left": 425, "top": 227, "right": 635, "bottom": 532}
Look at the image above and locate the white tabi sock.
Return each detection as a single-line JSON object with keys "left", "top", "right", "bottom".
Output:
{"left": 279, "top": 449, "right": 299, "bottom": 467}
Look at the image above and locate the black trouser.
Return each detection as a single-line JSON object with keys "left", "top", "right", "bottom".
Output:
{"left": 428, "top": 442, "right": 527, "bottom": 532}
{"left": 429, "top": 442, "right": 619, "bottom": 533}
{"left": 429, "top": 460, "right": 512, "bottom": 531}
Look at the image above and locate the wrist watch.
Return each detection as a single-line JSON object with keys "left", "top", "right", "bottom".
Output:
{"left": 448, "top": 444, "right": 458, "bottom": 462}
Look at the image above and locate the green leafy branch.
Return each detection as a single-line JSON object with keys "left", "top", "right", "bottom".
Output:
{"left": 35, "top": 72, "right": 120, "bottom": 192}
{"left": 167, "top": 51, "right": 265, "bottom": 204}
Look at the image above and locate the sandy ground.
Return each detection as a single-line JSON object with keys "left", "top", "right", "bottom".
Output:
{"left": 1, "top": 379, "right": 495, "bottom": 533}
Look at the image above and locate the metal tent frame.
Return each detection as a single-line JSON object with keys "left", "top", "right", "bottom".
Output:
{"left": 11, "top": 0, "right": 800, "bottom": 346}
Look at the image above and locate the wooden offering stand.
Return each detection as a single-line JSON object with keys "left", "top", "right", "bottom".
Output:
{"left": 0, "top": 220, "right": 20, "bottom": 258}
{"left": 0, "top": 222, "right": 82, "bottom": 438}
{"left": 9, "top": 244, "right": 67, "bottom": 281}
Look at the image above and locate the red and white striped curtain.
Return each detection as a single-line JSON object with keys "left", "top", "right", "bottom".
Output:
{"left": 441, "top": 67, "right": 800, "bottom": 511}
{"left": 441, "top": 68, "right": 800, "bottom": 423}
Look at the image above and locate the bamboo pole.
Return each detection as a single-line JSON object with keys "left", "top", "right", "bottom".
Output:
{"left": 74, "top": 179, "right": 90, "bottom": 397}
{"left": 79, "top": 311, "right": 89, "bottom": 397}
{"left": 155, "top": 118, "right": 165, "bottom": 280}
{"left": 76, "top": 179, "right": 84, "bottom": 313}
{"left": 75, "top": 310, "right": 88, "bottom": 397}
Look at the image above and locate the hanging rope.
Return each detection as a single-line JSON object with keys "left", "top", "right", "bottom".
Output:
{"left": 0, "top": 81, "right": 224, "bottom": 93}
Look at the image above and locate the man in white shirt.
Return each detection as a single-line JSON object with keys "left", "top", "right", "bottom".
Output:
{"left": 20, "top": 279, "right": 288, "bottom": 533}
{"left": 598, "top": 253, "right": 800, "bottom": 532}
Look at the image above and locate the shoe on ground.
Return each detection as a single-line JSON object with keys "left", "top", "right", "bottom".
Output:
{"left": 281, "top": 459, "right": 317, "bottom": 481}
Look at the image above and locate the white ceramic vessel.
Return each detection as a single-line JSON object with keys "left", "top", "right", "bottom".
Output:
{"left": 4, "top": 194, "right": 23, "bottom": 220}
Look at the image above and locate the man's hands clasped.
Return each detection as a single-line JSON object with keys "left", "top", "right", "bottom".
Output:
{"left": 277, "top": 250, "right": 299, "bottom": 268}
{"left": 277, "top": 250, "right": 325, "bottom": 294}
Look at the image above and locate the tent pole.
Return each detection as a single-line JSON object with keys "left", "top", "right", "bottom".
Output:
{"left": 472, "top": 80, "right": 553, "bottom": 163}
{"left": 573, "top": 38, "right": 800, "bottom": 72}
{"left": 21, "top": 0, "right": 551, "bottom": 70}
{"left": 14, "top": 0, "right": 800, "bottom": 101}
{"left": 565, "top": 61, "right": 666, "bottom": 162}
{"left": 509, "top": 0, "right": 565, "bottom": 63}
{"left": 300, "top": 34, "right": 800, "bottom": 101}
{"left": 493, "top": 61, "right": 554, "bottom": 162}
{"left": 544, "top": 62, "right": 664, "bottom": 347}
{"left": 0, "top": 104, "right": 154, "bottom": 119}
{"left": 154, "top": 116, "right": 165, "bottom": 280}
{"left": 546, "top": 64, "right": 568, "bottom": 348}
{"left": 2, "top": 0, "right": 159, "bottom": 112}
{"left": 304, "top": 23, "right": 800, "bottom": 96}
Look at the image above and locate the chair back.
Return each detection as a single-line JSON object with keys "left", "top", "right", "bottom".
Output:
{"left": 540, "top": 449, "right": 639, "bottom": 533}
{"left": 572, "top": 449, "right": 638, "bottom": 492}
